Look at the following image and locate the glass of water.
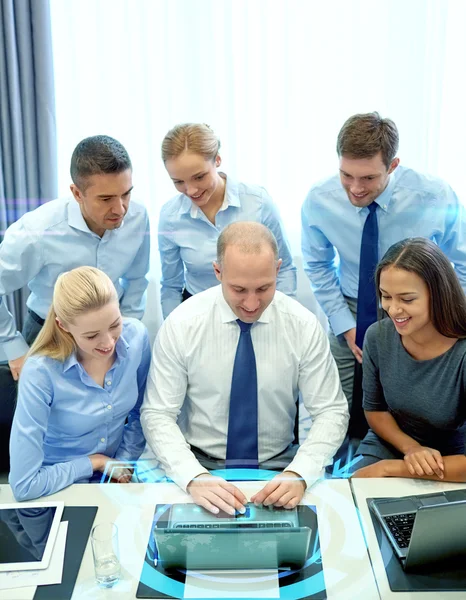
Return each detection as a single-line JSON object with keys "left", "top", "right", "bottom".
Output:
{"left": 91, "top": 522, "right": 121, "bottom": 587}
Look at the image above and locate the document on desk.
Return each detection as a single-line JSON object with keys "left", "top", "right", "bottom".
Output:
{"left": 0, "top": 585, "right": 36, "bottom": 599}
{"left": 0, "top": 520, "right": 68, "bottom": 591}
{"left": 184, "top": 569, "right": 279, "bottom": 598}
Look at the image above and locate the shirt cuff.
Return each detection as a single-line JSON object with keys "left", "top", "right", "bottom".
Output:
{"left": 328, "top": 307, "right": 356, "bottom": 338}
{"left": 72, "top": 456, "right": 94, "bottom": 481}
{"left": 1, "top": 334, "right": 29, "bottom": 362}
{"left": 284, "top": 456, "right": 327, "bottom": 490}
{"left": 175, "top": 460, "right": 210, "bottom": 492}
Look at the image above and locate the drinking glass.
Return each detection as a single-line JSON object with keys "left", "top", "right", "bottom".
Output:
{"left": 91, "top": 522, "right": 121, "bottom": 587}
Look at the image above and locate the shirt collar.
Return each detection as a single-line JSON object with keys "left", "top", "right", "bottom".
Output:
{"left": 67, "top": 198, "right": 96, "bottom": 234}
{"left": 67, "top": 198, "right": 126, "bottom": 239}
{"left": 62, "top": 351, "right": 79, "bottom": 373}
{"left": 177, "top": 172, "right": 240, "bottom": 218}
{"left": 215, "top": 285, "right": 273, "bottom": 325}
{"left": 177, "top": 194, "right": 194, "bottom": 216}
{"left": 62, "top": 330, "right": 130, "bottom": 373}
{"left": 223, "top": 174, "right": 241, "bottom": 208}
{"left": 354, "top": 171, "right": 396, "bottom": 214}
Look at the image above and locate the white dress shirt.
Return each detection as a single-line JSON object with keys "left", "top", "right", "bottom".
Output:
{"left": 141, "top": 285, "right": 349, "bottom": 491}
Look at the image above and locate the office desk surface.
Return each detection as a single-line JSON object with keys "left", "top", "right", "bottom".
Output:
{"left": 0, "top": 479, "right": 379, "bottom": 600}
{"left": 351, "top": 478, "right": 466, "bottom": 600}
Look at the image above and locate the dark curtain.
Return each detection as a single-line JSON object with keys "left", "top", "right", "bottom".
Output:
{"left": 0, "top": 0, "right": 57, "bottom": 333}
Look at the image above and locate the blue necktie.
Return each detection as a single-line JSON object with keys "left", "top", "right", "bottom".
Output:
{"left": 226, "top": 320, "right": 259, "bottom": 469}
{"left": 356, "top": 202, "right": 379, "bottom": 348}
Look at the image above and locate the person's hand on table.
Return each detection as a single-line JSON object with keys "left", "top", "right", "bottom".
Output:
{"left": 250, "top": 471, "right": 306, "bottom": 509}
{"left": 89, "top": 454, "right": 133, "bottom": 483}
{"left": 8, "top": 354, "right": 26, "bottom": 381}
{"left": 109, "top": 466, "right": 134, "bottom": 483}
{"left": 343, "top": 328, "right": 363, "bottom": 364}
{"left": 404, "top": 446, "right": 444, "bottom": 479}
{"left": 187, "top": 473, "right": 248, "bottom": 515}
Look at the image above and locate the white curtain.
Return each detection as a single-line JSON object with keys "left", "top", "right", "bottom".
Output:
{"left": 50, "top": 0, "right": 466, "bottom": 335}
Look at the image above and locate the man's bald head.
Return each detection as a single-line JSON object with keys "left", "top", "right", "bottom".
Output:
{"left": 214, "top": 222, "right": 282, "bottom": 323}
{"left": 216, "top": 222, "right": 279, "bottom": 266}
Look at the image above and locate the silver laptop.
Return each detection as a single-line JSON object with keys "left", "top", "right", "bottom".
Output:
{"left": 369, "top": 489, "right": 466, "bottom": 570}
{"left": 153, "top": 503, "right": 311, "bottom": 570}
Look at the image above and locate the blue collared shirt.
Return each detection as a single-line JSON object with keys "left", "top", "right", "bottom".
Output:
{"left": 301, "top": 166, "right": 466, "bottom": 337}
{"left": 0, "top": 197, "right": 150, "bottom": 361}
{"left": 158, "top": 174, "right": 297, "bottom": 318}
{"left": 9, "top": 319, "right": 151, "bottom": 501}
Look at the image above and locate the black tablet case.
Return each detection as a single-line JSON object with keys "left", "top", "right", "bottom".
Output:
{"left": 33, "top": 505, "right": 98, "bottom": 600}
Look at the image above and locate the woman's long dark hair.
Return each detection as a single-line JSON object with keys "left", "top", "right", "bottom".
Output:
{"left": 376, "top": 238, "right": 466, "bottom": 338}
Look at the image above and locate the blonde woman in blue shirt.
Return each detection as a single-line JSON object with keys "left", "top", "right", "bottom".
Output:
{"left": 159, "top": 123, "right": 297, "bottom": 318}
{"left": 9, "top": 267, "right": 151, "bottom": 501}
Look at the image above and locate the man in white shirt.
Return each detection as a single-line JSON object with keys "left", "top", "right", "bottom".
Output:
{"left": 141, "top": 222, "right": 349, "bottom": 514}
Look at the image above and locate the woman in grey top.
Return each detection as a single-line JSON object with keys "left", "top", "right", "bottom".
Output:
{"left": 353, "top": 238, "right": 466, "bottom": 482}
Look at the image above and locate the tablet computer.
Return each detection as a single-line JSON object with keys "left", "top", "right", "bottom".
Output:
{"left": 0, "top": 501, "right": 64, "bottom": 572}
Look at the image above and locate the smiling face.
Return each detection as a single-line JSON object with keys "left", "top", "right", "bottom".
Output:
{"left": 58, "top": 301, "right": 123, "bottom": 363}
{"left": 339, "top": 152, "right": 399, "bottom": 207}
{"left": 70, "top": 169, "right": 133, "bottom": 237}
{"left": 379, "top": 266, "right": 435, "bottom": 340}
{"left": 164, "top": 151, "right": 225, "bottom": 209}
{"left": 213, "top": 245, "right": 281, "bottom": 322}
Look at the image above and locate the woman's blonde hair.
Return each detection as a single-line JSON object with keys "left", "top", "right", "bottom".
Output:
{"left": 29, "top": 267, "right": 119, "bottom": 361}
{"left": 161, "top": 123, "right": 220, "bottom": 162}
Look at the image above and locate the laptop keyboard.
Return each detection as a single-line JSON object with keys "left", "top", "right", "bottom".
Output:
{"left": 174, "top": 522, "right": 293, "bottom": 529}
{"left": 383, "top": 513, "right": 416, "bottom": 548}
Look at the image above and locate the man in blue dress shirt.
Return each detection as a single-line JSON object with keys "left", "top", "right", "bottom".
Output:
{"left": 301, "top": 112, "right": 466, "bottom": 411}
{"left": 0, "top": 135, "right": 150, "bottom": 380}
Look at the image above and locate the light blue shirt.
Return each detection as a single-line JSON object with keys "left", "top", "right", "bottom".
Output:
{"left": 158, "top": 174, "right": 297, "bottom": 318}
{"left": 301, "top": 166, "right": 466, "bottom": 337}
{"left": 9, "top": 319, "right": 151, "bottom": 501}
{"left": 0, "top": 197, "right": 150, "bottom": 361}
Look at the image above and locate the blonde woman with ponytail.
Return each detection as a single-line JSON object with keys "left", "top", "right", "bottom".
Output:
{"left": 159, "top": 123, "right": 297, "bottom": 318}
{"left": 9, "top": 267, "right": 151, "bottom": 501}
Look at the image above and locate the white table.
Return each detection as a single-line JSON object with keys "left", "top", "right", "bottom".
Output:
{"left": 0, "top": 478, "right": 379, "bottom": 599}
{"left": 351, "top": 478, "right": 466, "bottom": 600}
